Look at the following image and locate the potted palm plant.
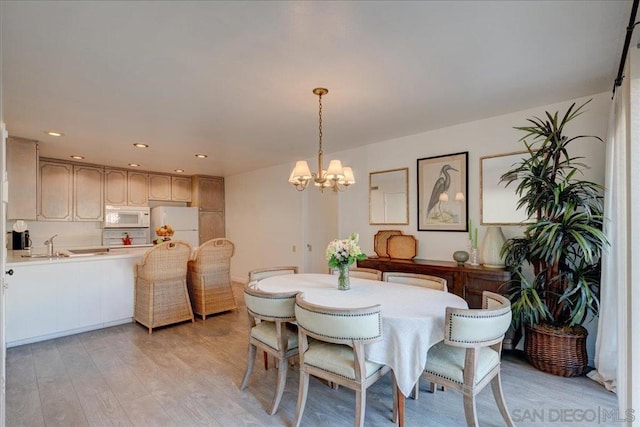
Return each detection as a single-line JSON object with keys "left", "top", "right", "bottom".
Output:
{"left": 501, "top": 100, "right": 608, "bottom": 377}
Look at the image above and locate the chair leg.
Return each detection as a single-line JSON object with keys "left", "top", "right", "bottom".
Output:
{"left": 263, "top": 351, "right": 269, "bottom": 370}
{"left": 355, "top": 389, "right": 366, "bottom": 427}
{"left": 491, "top": 372, "right": 515, "bottom": 427}
{"left": 294, "top": 370, "right": 310, "bottom": 427}
{"left": 268, "top": 357, "right": 288, "bottom": 415}
{"left": 240, "top": 344, "right": 257, "bottom": 390}
{"left": 463, "top": 393, "right": 479, "bottom": 427}
{"left": 391, "top": 372, "right": 398, "bottom": 423}
{"left": 429, "top": 382, "right": 436, "bottom": 393}
{"left": 411, "top": 381, "right": 420, "bottom": 400}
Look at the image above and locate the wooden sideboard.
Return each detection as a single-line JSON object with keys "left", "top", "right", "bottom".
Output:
{"left": 358, "top": 257, "right": 521, "bottom": 349}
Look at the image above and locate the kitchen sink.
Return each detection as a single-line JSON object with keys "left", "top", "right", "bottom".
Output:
{"left": 21, "top": 253, "right": 67, "bottom": 258}
{"left": 61, "top": 248, "right": 110, "bottom": 257}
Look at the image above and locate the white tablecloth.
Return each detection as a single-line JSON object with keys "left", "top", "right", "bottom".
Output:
{"left": 256, "top": 273, "right": 468, "bottom": 397}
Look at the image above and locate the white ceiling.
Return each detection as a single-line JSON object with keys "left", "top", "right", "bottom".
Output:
{"left": 1, "top": 1, "right": 633, "bottom": 177}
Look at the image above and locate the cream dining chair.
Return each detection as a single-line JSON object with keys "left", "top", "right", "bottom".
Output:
{"left": 248, "top": 266, "right": 299, "bottom": 370}
{"left": 240, "top": 286, "right": 300, "bottom": 415}
{"left": 420, "top": 291, "right": 514, "bottom": 427}
{"left": 187, "top": 238, "right": 237, "bottom": 319}
{"left": 382, "top": 271, "right": 447, "bottom": 292}
{"left": 382, "top": 271, "right": 448, "bottom": 399}
{"left": 330, "top": 267, "right": 382, "bottom": 281}
{"left": 294, "top": 294, "right": 394, "bottom": 427}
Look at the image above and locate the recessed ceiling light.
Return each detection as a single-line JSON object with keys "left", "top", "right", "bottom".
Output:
{"left": 174, "top": 169, "right": 184, "bottom": 173}
{"left": 70, "top": 155, "right": 85, "bottom": 160}
{"left": 45, "top": 131, "right": 64, "bottom": 137}
{"left": 195, "top": 154, "right": 208, "bottom": 159}
{"left": 133, "top": 143, "right": 149, "bottom": 148}
{"left": 128, "top": 163, "right": 140, "bottom": 167}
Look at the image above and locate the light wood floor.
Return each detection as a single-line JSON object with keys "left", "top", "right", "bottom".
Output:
{"left": 7, "top": 282, "right": 619, "bottom": 426}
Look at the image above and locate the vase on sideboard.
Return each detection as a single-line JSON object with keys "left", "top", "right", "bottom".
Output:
{"left": 480, "top": 226, "right": 506, "bottom": 268}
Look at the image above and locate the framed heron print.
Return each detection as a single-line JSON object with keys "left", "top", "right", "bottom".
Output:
{"left": 417, "top": 151, "right": 468, "bottom": 231}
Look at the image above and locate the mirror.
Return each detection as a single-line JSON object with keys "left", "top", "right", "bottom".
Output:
{"left": 369, "top": 168, "right": 409, "bottom": 225}
{"left": 480, "top": 152, "right": 535, "bottom": 225}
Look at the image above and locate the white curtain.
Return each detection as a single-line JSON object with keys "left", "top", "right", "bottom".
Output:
{"left": 587, "top": 80, "right": 628, "bottom": 393}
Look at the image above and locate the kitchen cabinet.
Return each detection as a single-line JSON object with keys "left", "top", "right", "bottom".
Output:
{"left": 7, "top": 137, "right": 38, "bottom": 220}
{"left": 127, "top": 171, "right": 148, "bottom": 206}
{"left": 148, "top": 174, "right": 192, "bottom": 202}
{"left": 171, "top": 176, "right": 192, "bottom": 202}
{"left": 190, "top": 175, "right": 225, "bottom": 243}
{"left": 38, "top": 160, "right": 73, "bottom": 221}
{"left": 148, "top": 174, "right": 172, "bottom": 201}
{"left": 191, "top": 176, "right": 224, "bottom": 211}
{"left": 38, "top": 160, "right": 104, "bottom": 222}
{"left": 104, "top": 168, "right": 128, "bottom": 205}
{"left": 73, "top": 164, "right": 104, "bottom": 221}
{"left": 199, "top": 210, "right": 225, "bottom": 243}
{"left": 5, "top": 255, "right": 139, "bottom": 347}
{"left": 105, "top": 168, "right": 148, "bottom": 206}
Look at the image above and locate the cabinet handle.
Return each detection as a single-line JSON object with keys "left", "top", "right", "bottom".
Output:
{"left": 5, "top": 269, "right": 13, "bottom": 276}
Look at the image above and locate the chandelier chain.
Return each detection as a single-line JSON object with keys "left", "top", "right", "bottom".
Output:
{"left": 318, "top": 92, "right": 323, "bottom": 155}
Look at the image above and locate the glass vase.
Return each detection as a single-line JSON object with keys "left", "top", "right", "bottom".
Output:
{"left": 337, "top": 264, "right": 351, "bottom": 290}
{"left": 470, "top": 248, "right": 479, "bottom": 266}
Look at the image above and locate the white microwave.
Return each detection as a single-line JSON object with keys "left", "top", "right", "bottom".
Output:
{"left": 104, "top": 205, "right": 150, "bottom": 228}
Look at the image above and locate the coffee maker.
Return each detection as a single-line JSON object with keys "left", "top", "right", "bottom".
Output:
{"left": 12, "top": 230, "right": 31, "bottom": 250}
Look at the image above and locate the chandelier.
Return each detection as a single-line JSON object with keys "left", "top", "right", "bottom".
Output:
{"left": 289, "top": 88, "right": 355, "bottom": 192}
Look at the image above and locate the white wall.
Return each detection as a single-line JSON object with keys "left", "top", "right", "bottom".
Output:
{"left": 226, "top": 91, "right": 611, "bottom": 361}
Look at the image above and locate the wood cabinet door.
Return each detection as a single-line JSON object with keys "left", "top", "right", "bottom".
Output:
{"left": 196, "top": 177, "right": 224, "bottom": 211}
{"left": 171, "top": 176, "right": 192, "bottom": 202}
{"left": 38, "top": 161, "right": 73, "bottom": 221}
{"left": 148, "top": 174, "right": 172, "bottom": 201}
{"left": 104, "top": 169, "right": 127, "bottom": 205}
{"left": 73, "top": 165, "right": 104, "bottom": 221}
{"left": 7, "top": 138, "right": 37, "bottom": 220}
{"left": 199, "top": 211, "right": 224, "bottom": 244}
{"left": 127, "top": 171, "right": 148, "bottom": 206}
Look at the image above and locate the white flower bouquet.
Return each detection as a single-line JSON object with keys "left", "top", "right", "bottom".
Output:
{"left": 326, "top": 233, "right": 367, "bottom": 269}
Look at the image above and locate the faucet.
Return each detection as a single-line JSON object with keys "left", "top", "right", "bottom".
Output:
{"left": 44, "top": 234, "right": 58, "bottom": 257}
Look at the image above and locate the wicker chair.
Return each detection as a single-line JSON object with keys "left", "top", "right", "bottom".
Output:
{"left": 421, "top": 291, "right": 514, "bottom": 427}
{"left": 133, "top": 241, "right": 194, "bottom": 334}
{"left": 382, "top": 272, "right": 447, "bottom": 292}
{"left": 240, "top": 286, "right": 300, "bottom": 415}
{"left": 330, "top": 267, "right": 382, "bottom": 281}
{"left": 294, "top": 294, "right": 394, "bottom": 427}
{"left": 187, "top": 238, "right": 237, "bottom": 320}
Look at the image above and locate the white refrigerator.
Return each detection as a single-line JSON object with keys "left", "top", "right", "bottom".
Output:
{"left": 151, "top": 206, "right": 199, "bottom": 247}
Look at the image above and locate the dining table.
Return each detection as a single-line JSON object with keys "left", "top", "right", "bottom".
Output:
{"left": 255, "top": 273, "right": 468, "bottom": 426}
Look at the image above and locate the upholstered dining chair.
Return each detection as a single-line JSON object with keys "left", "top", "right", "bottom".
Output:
{"left": 240, "top": 286, "right": 299, "bottom": 415}
{"left": 330, "top": 267, "right": 382, "bottom": 281}
{"left": 382, "top": 271, "right": 447, "bottom": 292}
{"left": 420, "top": 291, "right": 514, "bottom": 427}
{"left": 248, "top": 266, "right": 299, "bottom": 282}
{"left": 294, "top": 294, "right": 394, "bottom": 427}
{"left": 187, "top": 238, "right": 237, "bottom": 319}
{"left": 248, "top": 266, "right": 299, "bottom": 369}
{"left": 133, "top": 240, "right": 194, "bottom": 334}
{"left": 382, "top": 271, "right": 448, "bottom": 399}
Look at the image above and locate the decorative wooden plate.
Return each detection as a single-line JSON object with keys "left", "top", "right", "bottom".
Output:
{"left": 374, "top": 230, "right": 403, "bottom": 257}
{"left": 387, "top": 235, "right": 417, "bottom": 260}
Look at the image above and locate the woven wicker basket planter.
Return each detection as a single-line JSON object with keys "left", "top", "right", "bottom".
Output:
{"left": 524, "top": 324, "right": 588, "bottom": 377}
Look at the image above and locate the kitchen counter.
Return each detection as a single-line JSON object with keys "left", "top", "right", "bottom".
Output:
{"left": 6, "top": 246, "right": 152, "bottom": 266}
{"left": 5, "top": 248, "right": 150, "bottom": 347}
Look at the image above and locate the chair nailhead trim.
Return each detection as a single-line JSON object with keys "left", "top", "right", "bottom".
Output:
{"left": 247, "top": 308, "right": 295, "bottom": 320}
{"left": 446, "top": 312, "right": 506, "bottom": 343}
{"left": 297, "top": 306, "right": 381, "bottom": 340}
